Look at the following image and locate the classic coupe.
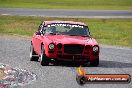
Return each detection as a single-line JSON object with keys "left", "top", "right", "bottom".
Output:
{"left": 30, "top": 21, "right": 99, "bottom": 66}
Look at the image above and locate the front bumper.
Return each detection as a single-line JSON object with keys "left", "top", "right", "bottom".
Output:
{"left": 47, "top": 53, "right": 99, "bottom": 62}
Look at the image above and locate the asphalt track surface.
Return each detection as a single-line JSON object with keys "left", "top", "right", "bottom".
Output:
{"left": 0, "top": 36, "right": 132, "bottom": 88}
{"left": 0, "top": 8, "right": 132, "bottom": 18}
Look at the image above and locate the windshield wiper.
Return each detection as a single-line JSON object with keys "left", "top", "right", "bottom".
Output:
{"left": 69, "top": 35, "right": 89, "bottom": 37}
{"left": 69, "top": 35, "right": 78, "bottom": 36}
{"left": 81, "top": 35, "right": 89, "bottom": 37}
{"left": 49, "top": 33, "right": 56, "bottom": 35}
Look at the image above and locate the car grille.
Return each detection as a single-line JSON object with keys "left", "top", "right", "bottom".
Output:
{"left": 64, "top": 44, "right": 84, "bottom": 54}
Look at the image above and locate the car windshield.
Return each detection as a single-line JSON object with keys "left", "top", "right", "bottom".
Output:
{"left": 44, "top": 23, "right": 90, "bottom": 36}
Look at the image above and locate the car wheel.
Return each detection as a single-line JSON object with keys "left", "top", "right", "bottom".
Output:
{"left": 90, "top": 58, "right": 99, "bottom": 66}
{"left": 30, "top": 43, "right": 39, "bottom": 61}
{"left": 40, "top": 44, "right": 49, "bottom": 66}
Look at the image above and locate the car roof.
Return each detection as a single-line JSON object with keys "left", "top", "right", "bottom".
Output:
{"left": 44, "top": 20, "right": 87, "bottom": 26}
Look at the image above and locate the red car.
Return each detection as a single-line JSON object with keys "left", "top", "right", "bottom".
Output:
{"left": 30, "top": 21, "right": 99, "bottom": 66}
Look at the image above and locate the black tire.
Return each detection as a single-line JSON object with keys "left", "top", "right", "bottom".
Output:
{"left": 40, "top": 44, "right": 49, "bottom": 66}
{"left": 90, "top": 58, "right": 99, "bottom": 66}
{"left": 30, "top": 43, "right": 39, "bottom": 61}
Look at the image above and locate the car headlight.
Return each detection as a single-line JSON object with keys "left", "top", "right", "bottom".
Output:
{"left": 93, "top": 46, "right": 99, "bottom": 52}
{"left": 48, "top": 43, "right": 55, "bottom": 49}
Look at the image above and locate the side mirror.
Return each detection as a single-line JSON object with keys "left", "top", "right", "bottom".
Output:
{"left": 36, "top": 31, "right": 41, "bottom": 35}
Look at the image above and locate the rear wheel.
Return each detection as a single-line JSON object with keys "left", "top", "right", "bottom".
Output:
{"left": 90, "top": 58, "right": 99, "bottom": 66}
{"left": 30, "top": 43, "right": 39, "bottom": 61}
{"left": 40, "top": 44, "right": 49, "bottom": 66}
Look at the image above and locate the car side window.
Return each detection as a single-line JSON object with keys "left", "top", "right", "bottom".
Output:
{"left": 36, "top": 22, "right": 45, "bottom": 35}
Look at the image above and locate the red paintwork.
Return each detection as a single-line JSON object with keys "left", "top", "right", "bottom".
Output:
{"left": 31, "top": 21, "right": 99, "bottom": 62}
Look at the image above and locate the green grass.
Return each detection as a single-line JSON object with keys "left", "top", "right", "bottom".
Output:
{"left": 0, "top": 0, "right": 132, "bottom": 10}
{"left": 0, "top": 15, "right": 132, "bottom": 47}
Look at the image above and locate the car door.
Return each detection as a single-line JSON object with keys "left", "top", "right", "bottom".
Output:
{"left": 32, "top": 23, "right": 41, "bottom": 54}
{"left": 33, "top": 22, "right": 45, "bottom": 55}
{"left": 34, "top": 35, "right": 41, "bottom": 55}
